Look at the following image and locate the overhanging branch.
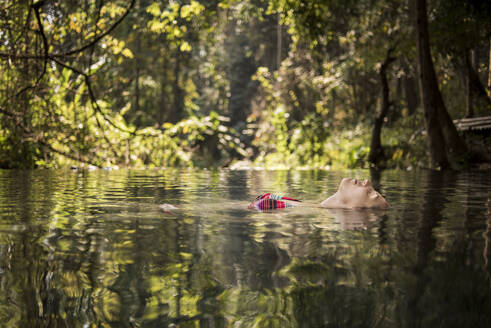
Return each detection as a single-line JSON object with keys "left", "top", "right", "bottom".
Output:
{"left": 13, "top": 1, "right": 49, "bottom": 98}
{"left": 50, "top": 56, "right": 136, "bottom": 135}
{"left": 55, "top": 0, "right": 136, "bottom": 57}
{"left": 0, "top": 0, "right": 136, "bottom": 60}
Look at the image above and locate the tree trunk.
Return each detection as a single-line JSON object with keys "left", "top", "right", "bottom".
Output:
{"left": 488, "top": 38, "right": 491, "bottom": 96}
{"left": 226, "top": 24, "right": 257, "bottom": 127}
{"left": 361, "top": 73, "right": 368, "bottom": 115}
{"left": 415, "top": 0, "right": 450, "bottom": 169}
{"left": 484, "top": 200, "right": 491, "bottom": 274}
{"left": 465, "top": 48, "right": 491, "bottom": 117}
{"left": 134, "top": 65, "right": 140, "bottom": 113}
{"left": 170, "top": 4, "right": 184, "bottom": 124}
{"left": 434, "top": 90, "right": 466, "bottom": 162}
{"left": 158, "top": 55, "right": 168, "bottom": 125}
{"left": 276, "top": 12, "right": 282, "bottom": 70}
{"left": 404, "top": 74, "right": 419, "bottom": 115}
{"left": 369, "top": 48, "right": 395, "bottom": 166}
{"left": 134, "top": 34, "right": 141, "bottom": 116}
{"left": 466, "top": 62, "right": 473, "bottom": 118}
{"left": 170, "top": 48, "right": 184, "bottom": 123}
{"left": 351, "top": 72, "right": 364, "bottom": 116}
{"left": 330, "top": 89, "right": 336, "bottom": 120}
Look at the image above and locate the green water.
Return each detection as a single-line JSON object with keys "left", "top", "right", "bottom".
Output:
{"left": 0, "top": 169, "right": 490, "bottom": 327}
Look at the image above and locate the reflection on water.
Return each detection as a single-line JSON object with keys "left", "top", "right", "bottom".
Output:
{"left": 325, "top": 208, "right": 385, "bottom": 230}
{"left": 0, "top": 169, "right": 490, "bottom": 327}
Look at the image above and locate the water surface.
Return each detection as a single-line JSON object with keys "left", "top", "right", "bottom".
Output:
{"left": 0, "top": 169, "right": 490, "bottom": 327}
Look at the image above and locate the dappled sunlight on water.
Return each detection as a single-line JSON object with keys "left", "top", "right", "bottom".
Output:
{"left": 0, "top": 169, "right": 490, "bottom": 327}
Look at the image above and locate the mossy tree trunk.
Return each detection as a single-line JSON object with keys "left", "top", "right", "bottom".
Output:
{"left": 415, "top": 0, "right": 463, "bottom": 169}
{"left": 368, "top": 48, "right": 395, "bottom": 167}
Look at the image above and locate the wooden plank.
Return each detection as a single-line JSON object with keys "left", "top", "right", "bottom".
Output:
{"left": 454, "top": 116, "right": 491, "bottom": 123}
{"left": 453, "top": 115, "right": 491, "bottom": 131}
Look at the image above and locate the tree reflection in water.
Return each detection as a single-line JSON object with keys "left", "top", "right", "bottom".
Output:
{"left": 0, "top": 169, "right": 490, "bottom": 327}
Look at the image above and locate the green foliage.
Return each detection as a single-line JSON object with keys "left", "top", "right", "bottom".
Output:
{"left": 0, "top": 0, "right": 488, "bottom": 169}
{"left": 0, "top": 66, "right": 242, "bottom": 168}
{"left": 251, "top": 60, "right": 429, "bottom": 169}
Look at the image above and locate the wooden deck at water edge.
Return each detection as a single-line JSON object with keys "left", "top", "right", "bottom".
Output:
{"left": 453, "top": 116, "right": 491, "bottom": 132}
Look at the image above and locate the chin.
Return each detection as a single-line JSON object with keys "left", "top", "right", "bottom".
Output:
{"left": 320, "top": 197, "right": 337, "bottom": 208}
{"left": 321, "top": 198, "right": 351, "bottom": 209}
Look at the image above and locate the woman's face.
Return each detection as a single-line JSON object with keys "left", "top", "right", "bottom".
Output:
{"left": 322, "top": 178, "right": 388, "bottom": 208}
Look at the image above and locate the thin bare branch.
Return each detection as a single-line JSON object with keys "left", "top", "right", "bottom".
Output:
{"left": 13, "top": 1, "right": 49, "bottom": 98}
{"left": 0, "top": 0, "right": 136, "bottom": 60}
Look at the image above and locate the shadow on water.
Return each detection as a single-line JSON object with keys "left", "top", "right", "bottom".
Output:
{"left": 0, "top": 169, "right": 490, "bottom": 327}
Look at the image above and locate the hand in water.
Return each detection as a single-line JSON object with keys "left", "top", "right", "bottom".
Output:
{"left": 159, "top": 203, "right": 179, "bottom": 213}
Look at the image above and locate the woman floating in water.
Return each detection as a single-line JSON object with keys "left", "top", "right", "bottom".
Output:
{"left": 249, "top": 178, "right": 388, "bottom": 210}
{"left": 160, "top": 178, "right": 388, "bottom": 213}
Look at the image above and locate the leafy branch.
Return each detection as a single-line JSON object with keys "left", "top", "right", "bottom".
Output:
{"left": 0, "top": 0, "right": 138, "bottom": 166}
{"left": 0, "top": 105, "right": 102, "bottom": 167}
{"left": 0, "top": 0, "right": 136, "bottom": 60}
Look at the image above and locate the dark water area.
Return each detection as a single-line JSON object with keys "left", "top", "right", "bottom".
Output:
{"left": 0, "top": 169, "right": 490, "bottom": 328}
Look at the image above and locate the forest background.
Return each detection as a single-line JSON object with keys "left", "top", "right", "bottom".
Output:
{"left": 0, "top": 0, "right": 490, "bottom": 170}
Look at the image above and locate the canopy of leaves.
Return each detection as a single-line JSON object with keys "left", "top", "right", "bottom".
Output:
{"left": 0, "top": 0, "right": 489, "bottom": 169}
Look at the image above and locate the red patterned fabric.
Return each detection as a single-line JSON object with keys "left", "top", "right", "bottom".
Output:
{"left": 248, "top": 193, "right": 301, "bottom": 211}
